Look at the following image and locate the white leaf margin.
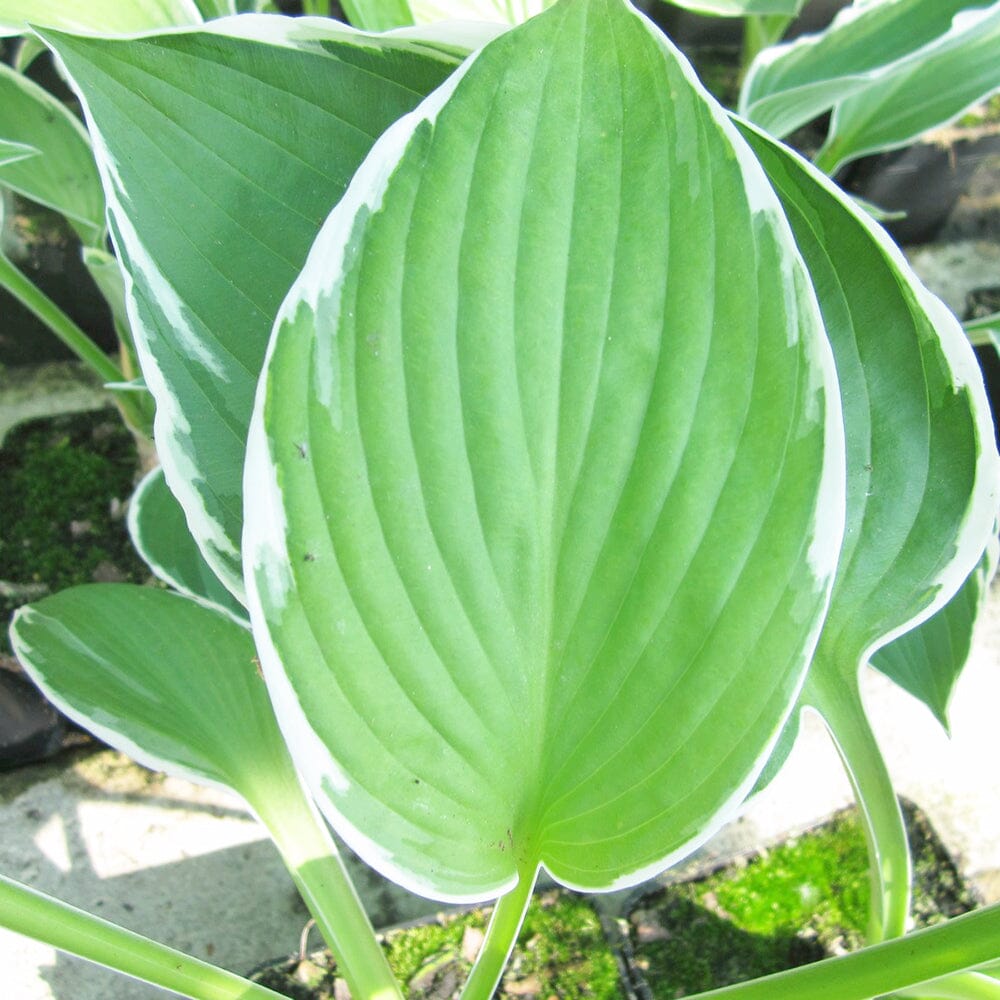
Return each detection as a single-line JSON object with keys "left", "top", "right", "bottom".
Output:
{"left": 244, "top": 5, "right": 848, "bottom": 903}
{"left": 737, "top": 114, "right": 1000, "bottom": 672}
{"left": 740, "top": 0, "right": 1000, "bottom": 143}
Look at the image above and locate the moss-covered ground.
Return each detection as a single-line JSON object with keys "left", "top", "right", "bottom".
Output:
{"left": 0, "top": 409, "right": 148, "bottom": 653}
{"left": 627, "top": 802, "right": 979, "bottom": 998}
{"left": 251, "top": 889, "right": 623, "bottom": 999}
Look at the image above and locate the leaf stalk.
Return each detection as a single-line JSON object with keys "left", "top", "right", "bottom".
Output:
{"left": 681, "top": 901, "right": 1000, "bottom": 1000}
{"left": 460, "top": 865, "right": 539, "bottom": 1000}
{"left": 0, "top": 873, "right": 287, "bottom": 1000}
{"left": 250, "top": 773, "right": 404, "bottom": 1000}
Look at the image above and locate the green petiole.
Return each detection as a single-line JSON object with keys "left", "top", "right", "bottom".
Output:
{"left": 251, "top": 773, "right": 404, "bottom": 1000}
{"left": 0, "top": 250, "right": 152, "bottom": 438}
{"left": 803, "top": 665, "right": 911, "bottom": 943}
{"left": 897, "top": 971, "right": 1000, "bottom": 999}
{"left": 682, "top": 901, "right": 1000, "bottom": 1000}
{"left": 460, "top": 864, "right": 538, "bottom": 1000}
{"left": 0, "top": 873, "right": 287, "bottom": 1000}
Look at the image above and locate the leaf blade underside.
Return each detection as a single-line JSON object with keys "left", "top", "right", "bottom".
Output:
{"left": 246, "top": 0, "right": 843, "bottom": 902}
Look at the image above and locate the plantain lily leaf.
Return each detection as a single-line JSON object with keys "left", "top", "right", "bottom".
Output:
{"left": 340, "top": 0, "right": 415, "bottom": 29}
{"left": 738, "top": 122, "right": 999, "bottom": 689}
{"left": 740, "top": 0, "right": 1000, "bottom": 172}
{"left": 0, "top": 0, "right": 204, "bottom": 35}
{"left": 10, "top": 586, "right": 284, "bottom": 805}
{"left": 193, "top": 0, "right": 238, "bottom": 16}
{"left": 129, "top": 467, "right": 248, "bottom": 622}
{"left": 816, "top": 2, "right": 1000, "bottom": 173}
{"left": 41, "top": 20, "right": 466, "bottom": 601}
{"left": 193, "top": 0, "right": 274, "bottom": 15}
{"left": 870, "top": 536, "right": 998, "bottom": 734}
{"left": 741, "top": 0, "right": 982, "bottom": 135}
{"left": 81, "top": 246, "right": 128, "bottom": 333}
{"left": 738, "top": 119, "right": 1000, "bottom": 938}
{"left": 0, "top": 61, "right": 104, "bottom": 244}
{"left": 246, "top": 0, "right": 844, "bottom": 902}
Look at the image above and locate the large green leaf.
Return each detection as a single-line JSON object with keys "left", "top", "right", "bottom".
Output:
{"left": 740, "top": 0, "right": 996, "bottom": 157}
{"left": 741, "top": 128, "right": 998, "bottom": 674}
{"left": 870, "top": 536, "right": 998, "bottom": 733}
{"left": 245, "top": 0, "right": 844, "bottom": 902}
{"left": 0, "top": 0, "right": 203, "bottom": 35}
{"left": 0, "top": 61, "right": 104, "bottom": 244}
{"left": 42, "top": 20, "right": 466, "bottom": 600}
{"left": 738, "top": 120, "right": 1000, "bottom": 939}
{"left": 129, "top": 466, "right": 248, "bottom": 622}
{"left": 10, "top": 586, "right": 279, "bottom": 801}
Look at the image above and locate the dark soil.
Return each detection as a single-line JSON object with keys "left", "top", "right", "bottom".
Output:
{"left": 0, "top": 408, "right": 148, "bottom": 655}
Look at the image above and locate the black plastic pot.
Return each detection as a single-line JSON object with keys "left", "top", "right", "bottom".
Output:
{"left": 843, "top": 129, "right": 1000, "bottom": 246}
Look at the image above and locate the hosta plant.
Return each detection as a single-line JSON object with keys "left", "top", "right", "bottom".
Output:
{"left": 363, "top": 0, "right": 1000, "bottom": 177}
{"left": 0, "top": 0, "right": 271, "bottom": 445}
{"left": 4, "top": 2, "right": 1000, "bottom": 999}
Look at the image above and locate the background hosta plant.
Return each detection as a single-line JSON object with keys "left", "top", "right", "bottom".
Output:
{"left": 0, "top": 0, "right": 274, "bottom": 445}
{"left": 3, "top": 1, "right": 1000, "bottom": 999}
{"left": 347, "top": 0, "right": 1000, "bottom": 181}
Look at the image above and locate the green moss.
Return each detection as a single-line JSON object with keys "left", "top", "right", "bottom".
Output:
{"left": 383, "top": 913, "right": 464, "bottom": 986}
{"left": 516, "top": 892, "right": 622, "bottom": 998}
{"left": 706, "top": 810, "right": 870, "bottom": 948}
{"left": 629, "top": 804, "right": 977, "bottom": 998}
{"left": 382, "top": 891, "right": 623, "bottom": 998}
{"left": 629, "top": 895, "right": 824, "bottom": 997}
{"left": 252, "top": 891, "right": 623, "bottom": 998}
{"left": 0, "top": 409, "right": 148, "bottom": 653}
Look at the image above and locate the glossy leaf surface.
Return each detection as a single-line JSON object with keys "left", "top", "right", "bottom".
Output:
{"left": 740, "top": 122, "right": 998, "bottom": 686}
{"left": 0, "top": 61, "right": 104, "bottom": 243}
{"left": 43, "top": 20, "right": 463, "bottom": 599}
{"left": 741, "top": 0, "right": 997, "bottom": 160}
{"left": 740, "top": 120, "right": 999, "bottom": 938}
{"left": 129, "top": 467, "right": 247, "bottom": 622}
{"left": 10, "top": 585, "right": 282, "bottom": 802}
{"left": 870, "top": 538, "right": 998, "bottom": 733}
{"left": 246, "top": 0, "right": 843, "bottom": 902}
{"left": 0, "top": 0, "right": 203, "bottom": 35}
